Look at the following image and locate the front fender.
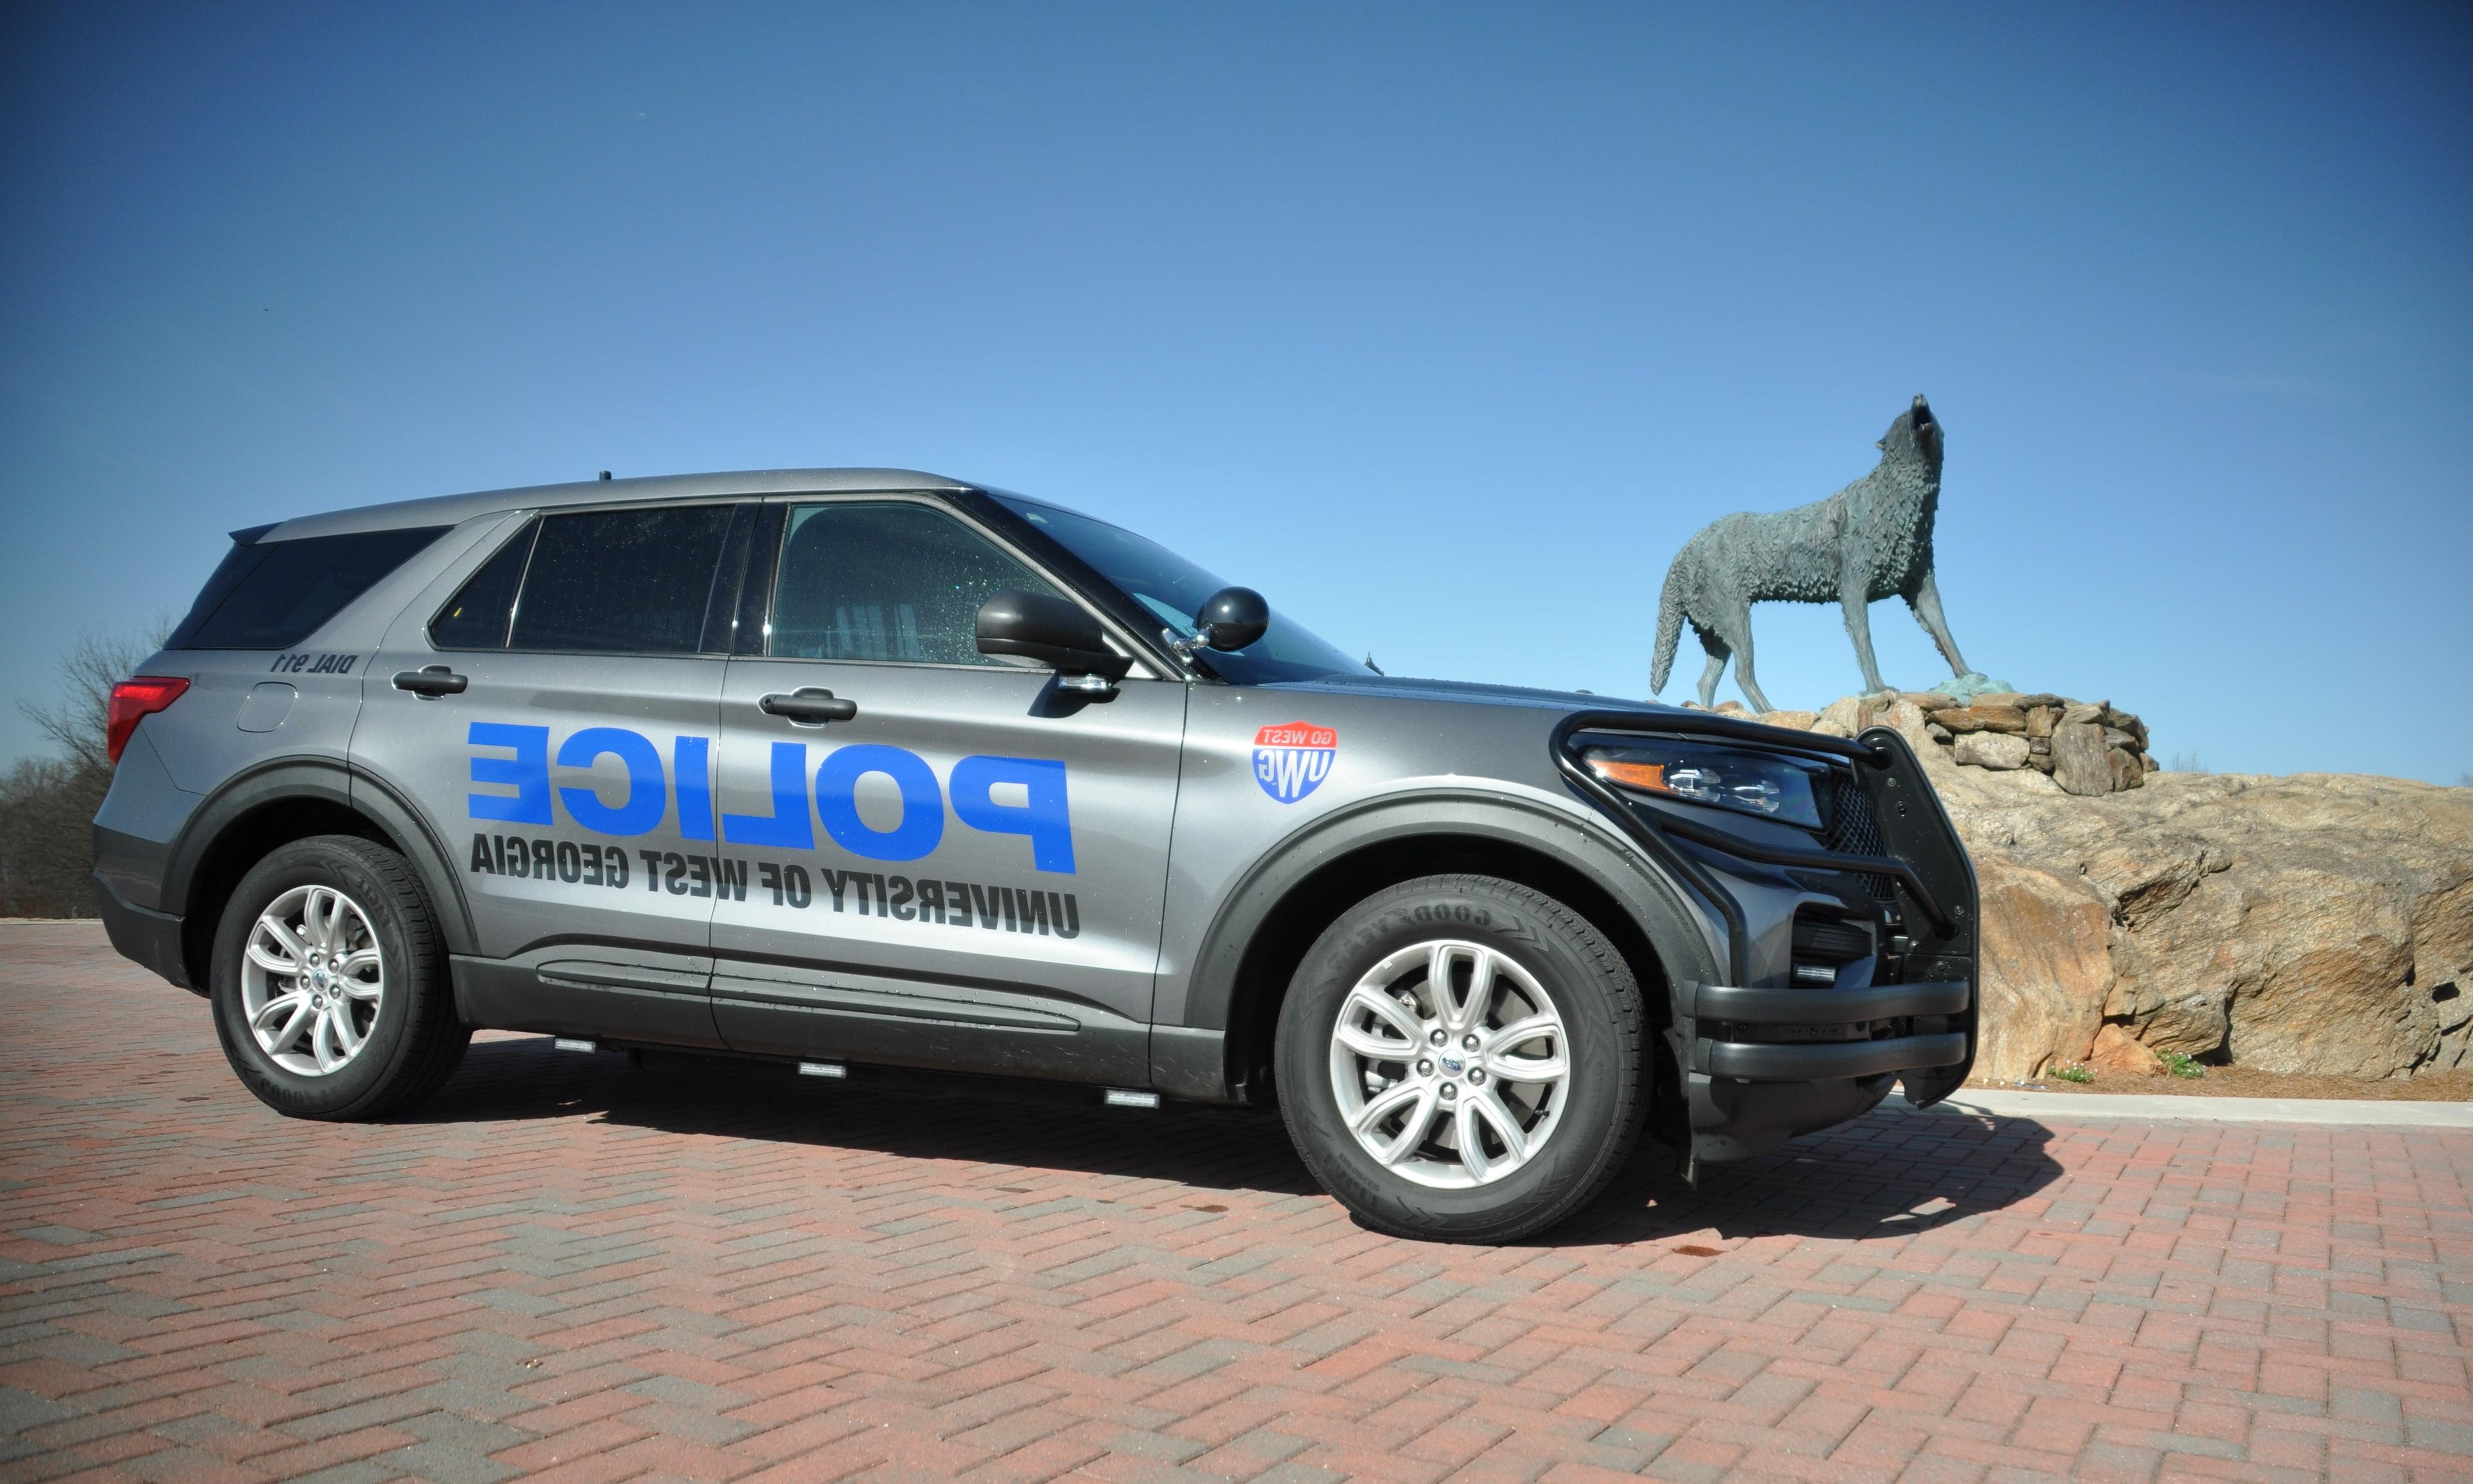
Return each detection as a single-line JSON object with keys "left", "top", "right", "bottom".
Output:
{"left": 1157, "top": 786, "right": 1726, "bottom": 1099}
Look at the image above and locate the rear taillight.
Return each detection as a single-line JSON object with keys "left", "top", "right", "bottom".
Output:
{"left": 106, "top": 676, "right": 190, "bottom": 765}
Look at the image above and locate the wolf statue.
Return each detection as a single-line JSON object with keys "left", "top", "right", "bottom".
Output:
{"left": 1651, "top": 394, "right": 1994, "bottom": 714}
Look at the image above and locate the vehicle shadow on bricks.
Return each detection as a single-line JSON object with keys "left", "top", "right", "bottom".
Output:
{"left": 1551, "top": 1109, "right": 2066, "bottom": 1246}
{"left": 411, "top": 1035, "right": 2062, "bottom": 1235}
{"left": 409, "top": 1033, "right": 1325, "bottom": 1197}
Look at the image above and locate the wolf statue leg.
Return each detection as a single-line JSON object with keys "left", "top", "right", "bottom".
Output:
{"left": 1693, "top": 629, "right": 1730, "bottom": 709}
{"left": 1722, "top": 602, "right": 1774, "bottom": 713}
{"left": 1906, "top": 568, "right": 1972, "bottom": 680}
{"left": 1840, "top": 572, "right": 1889, "bottom": 696}
{"left": 1691, "top": 613, "right": 1731, "bottom": 707}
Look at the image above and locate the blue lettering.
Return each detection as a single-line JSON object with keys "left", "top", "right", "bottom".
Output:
{"left": 468, "top": 727, "right": 1080, "bottom": 862}
{"left": 674, "top": 736, "right": 715, "bottom": 842}
{"left": 948, "top": 755, "right": 1076, "bottom": 873}
{"left": 468, "top": 723, "right": 551, "bottom": 824}
{"left": 815, "top": 744, "right": 944, "bottom": 862}
{"left": 721, "top": 741, "right": 814, "bottom": 848}
{"left": 554, "top": 727, "right": 666, "bottom": 836}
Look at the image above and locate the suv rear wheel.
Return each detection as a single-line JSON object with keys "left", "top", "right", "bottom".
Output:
{"left": 209, "top": 835, "right": 469, "bottom": 1119}
{"left": 1275, "top": 875, "right": 1644, "bottom": 1242}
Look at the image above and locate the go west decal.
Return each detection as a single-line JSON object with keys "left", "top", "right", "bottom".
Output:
{"left": 463, "top": 723, "right": 1074, "bottom": 871}
{"left": 1253, "top": 721, "right": 1336, "bottom": 804}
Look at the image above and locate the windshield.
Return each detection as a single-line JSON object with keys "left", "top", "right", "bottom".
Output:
{"left": 994, "top": 494, "right": 1366, "bottom": 685}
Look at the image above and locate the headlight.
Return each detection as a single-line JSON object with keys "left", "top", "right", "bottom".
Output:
{"left": 1583, "top": 741, "right": 1825, "bottom": 829}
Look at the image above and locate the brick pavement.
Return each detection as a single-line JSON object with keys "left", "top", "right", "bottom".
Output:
{"left": 2, "top": 920, "right": 2468, "bottom": 1483}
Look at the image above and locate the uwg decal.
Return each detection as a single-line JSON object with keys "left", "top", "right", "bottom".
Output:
{"left": 465, "top": 724, "right": 1074, "bottom": 873}
{"left": 1253, "top": 721, "right": 1336, "bottom": 804}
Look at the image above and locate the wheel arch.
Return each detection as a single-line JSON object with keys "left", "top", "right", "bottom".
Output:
{"left": 1174, "top": 791, "right": 1723, "bottom": 1105}
{"left": 167, "top": 759, "right": 478, "bottom": 992}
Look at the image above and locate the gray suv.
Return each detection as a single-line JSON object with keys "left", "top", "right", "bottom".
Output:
{"left": 93, "top": 470, "right": 1977, "bottom": 1242}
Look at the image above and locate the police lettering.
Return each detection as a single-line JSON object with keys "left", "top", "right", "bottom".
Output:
{"left": 466, "top": 723, "right": 1074, "bottom": 873}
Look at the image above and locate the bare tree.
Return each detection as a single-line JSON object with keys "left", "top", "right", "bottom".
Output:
{"left": 1, "top": 617, "right": 174, "bottom": 917}
{"left": 18, "top": 622, "right": 171, "bottom": 774}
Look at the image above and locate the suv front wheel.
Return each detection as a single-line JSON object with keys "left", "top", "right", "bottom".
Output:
{"left": 210, "top": 835, "right": 470, "bottom": 1119}
{"left": 1275, "top": 875, "right": 1644, "bottom": 1242}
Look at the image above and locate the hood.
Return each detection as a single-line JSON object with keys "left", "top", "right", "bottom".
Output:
{"left": 1258, "top": 672, "right": 1678, "bottom": 715}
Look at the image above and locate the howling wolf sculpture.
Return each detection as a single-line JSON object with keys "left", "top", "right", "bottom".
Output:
{"left": 1651, "top": 394, "right": 1981, "bottom": 713}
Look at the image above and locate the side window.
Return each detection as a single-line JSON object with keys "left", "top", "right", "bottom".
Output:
{"left": 428, "top": 520, "right": 537, "bottom": 650}
{"left": 509, "top": 506, "right": 736, "bottom": 654}
{"left": 769, "top": 502, "right": 1068, "bottom": 665}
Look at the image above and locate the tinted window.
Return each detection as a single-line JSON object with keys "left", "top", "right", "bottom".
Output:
{"left": 510, "top": 506, "right": 734, "bottom": 654}
{"left": 771, "top": 502, "right": 1064, "bottom": 665}
{"left": 169, "top": 526, "right": 450, "bottom": 650}
{"left": 428, "top": 521, "right": 538, "bottom": 649}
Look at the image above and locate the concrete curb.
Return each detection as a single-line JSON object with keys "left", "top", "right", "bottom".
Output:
{"left": 1890, "top": 1087, "right": 2473, "bottom": 1128}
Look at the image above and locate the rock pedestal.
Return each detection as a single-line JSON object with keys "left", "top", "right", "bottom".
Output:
{"left": 1916, "top": 692, "right": 2156, "bottom": 794}
{"left": 1693, "top": 688, "right": 2158, "bottom": 795}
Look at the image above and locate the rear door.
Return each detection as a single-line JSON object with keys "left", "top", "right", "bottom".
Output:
{"left": 356, "top": 499, "right": 754, "bottom": 1046}
{"left": 707, "top": 496, "right": 1186, "bottom": 1084}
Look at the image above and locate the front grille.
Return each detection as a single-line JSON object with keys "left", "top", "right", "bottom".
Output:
{"left": 1823, "top": 773, "right": 1896, "bottom": 901}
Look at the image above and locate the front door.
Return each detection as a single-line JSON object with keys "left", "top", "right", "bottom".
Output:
{"left": 708, "top": 496, "right": 1186, "bottom": 1083}
{"left": 356, "top": 500, "right": 750, "bottom": 1046}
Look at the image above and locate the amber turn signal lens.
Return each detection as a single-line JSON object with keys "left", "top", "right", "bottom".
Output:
{"left": 1589, "top": 758, "right": 1668, "bottom": 793}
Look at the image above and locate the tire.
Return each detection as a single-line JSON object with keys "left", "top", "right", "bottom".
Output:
{"left": 1274, "top": 875, "right": 1644, "bottom": 1242}
{"left": 209, "top": 834, "right": 470, "bottom": 1120}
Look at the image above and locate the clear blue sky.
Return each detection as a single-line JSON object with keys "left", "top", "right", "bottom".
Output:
{"left": 4, "top": 3, "right": 2467, "bottom": 782}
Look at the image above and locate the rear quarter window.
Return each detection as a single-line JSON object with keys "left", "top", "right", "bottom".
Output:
{"left": 169, "top": 526, "right": 450, "bottom": 650}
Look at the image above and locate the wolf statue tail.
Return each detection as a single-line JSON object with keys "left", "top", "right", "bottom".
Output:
{"left": 1649, "top": 556, "right": 1686, "bottom": 696}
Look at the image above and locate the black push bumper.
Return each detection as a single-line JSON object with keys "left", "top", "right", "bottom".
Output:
{"left": 1685, "top": 978, "right": 1970, "bottom": 1081}
{"left": 1549, "top": 709, "right": 1982, "bottom": 1169}
{"left": 1665, "top": 974, "right": 1972, "bottom": 1163}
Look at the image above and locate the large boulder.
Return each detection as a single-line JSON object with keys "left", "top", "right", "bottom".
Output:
{"left": 2417, "top": 878, "right": 2473, "bottom": 1069}
{"left": 1935, "top": 759, "right": 2473, "bottom": 1080}
{"left": 1972, "top": 856, "right": 2113, "bottom": 1080}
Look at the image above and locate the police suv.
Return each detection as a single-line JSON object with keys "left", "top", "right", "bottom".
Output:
{"left": 94, "top": 470, "right": 1978, "bottom": 1242}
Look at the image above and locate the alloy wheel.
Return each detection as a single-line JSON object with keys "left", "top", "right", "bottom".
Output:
{"left": 239, "top": 884, "right": 385, "bottom": 1076}
{"left": 1325, "top": 939, "right": 1572, "bottom": 1189}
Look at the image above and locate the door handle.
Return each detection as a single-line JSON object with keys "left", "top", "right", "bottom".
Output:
{"left": 759, "top": 687, "right": 858, "bottom": 725}
{"left": 392, "top": 665, "right": 468, "bottom": 698}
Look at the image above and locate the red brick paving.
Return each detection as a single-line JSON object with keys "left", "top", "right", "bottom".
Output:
{"left": 2, "top": 920, "right": 2468, "bottom": 1483}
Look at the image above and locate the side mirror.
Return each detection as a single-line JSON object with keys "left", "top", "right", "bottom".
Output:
{"left": 976, "top": 591, "right": 1133, "bottom": 682}
{"left": 1196, "top": 586, "right": 1269, "bottom": 652}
